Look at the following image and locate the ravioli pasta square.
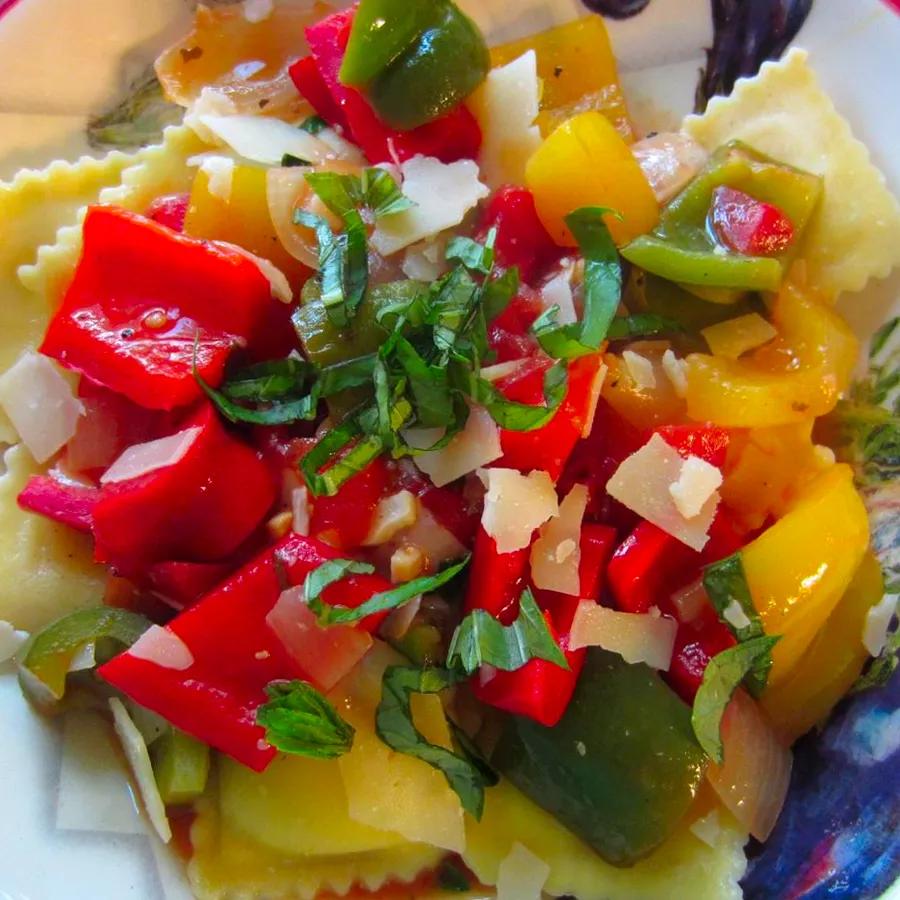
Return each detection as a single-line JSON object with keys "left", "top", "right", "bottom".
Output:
{"left": 684, "top": 48, "right": 900, "bottom": 296}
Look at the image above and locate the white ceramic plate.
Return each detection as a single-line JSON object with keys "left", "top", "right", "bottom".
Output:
{"left": 0, "top": 1, "right": 898, "bottom": 898}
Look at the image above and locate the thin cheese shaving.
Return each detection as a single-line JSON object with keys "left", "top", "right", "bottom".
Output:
{"left": 622, "top": 350, "right": 657, "bottom": 390}
{"left": 669, "top": 455, "right": 724, "bottom": 520}
{"left": 478, "top": 468, "right": 559, "bottom": 554}
{"left": 496, "top": 842, "right": 550, "bottom": 900}
{"left": 569, "top": 602, "right": 677, "bottom": 670}
{"left": 530, "top": 484, "right": 588, "bottom": 595}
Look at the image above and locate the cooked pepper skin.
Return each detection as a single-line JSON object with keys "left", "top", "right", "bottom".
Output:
{"left": 490, "top": 648, "right": 706, "bottom": 866}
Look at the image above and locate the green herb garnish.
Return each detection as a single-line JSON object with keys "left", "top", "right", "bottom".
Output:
{"left": 299, "top": 114, "right": 328, "bottom": 135}
{"left": 281, "top": 153, "right": 311, "bottom": 167}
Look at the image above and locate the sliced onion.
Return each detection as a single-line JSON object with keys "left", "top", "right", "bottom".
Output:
{"left": 108, "top": 697, "right": 172, "bottom": 843}
{"left": 631, "top": 132, "right": 708, "bottom": 205}
{"left": 530, "top": 484, "right": 588, "bottom": 595}
{"left": 127, "top": 625, "right": 194, "bottom": 671}
{"left": 0, "top": 351, "right": 84, "bottom": 463}
{"left": 380, "top": 594, "right": 422, "bottom": 641}
{"left": 863, "top": 592, "right": 897, "bottom": 656}
{"left": 266, "top": 586, "right": 372, "bottom": 691}
{"left": 569, "top": 602, "right": 677, "bottom": 669}
{"left": 100, "top": 427, "right": 201, "bottom": 485}
{"left": 496, "top": 842, "right": 550, "bottom": 900}
{"left": 395, "top": 507, "right": 466, "bottom": 569}
{"left": 200, "top": 114, "right": 332, "bottom": 166}
{"left": 480, "top": 359, "right": 528, "bottom": 383}
{"left": 363, "top": 491, "right": 420, "bottom": 546}
{"left": 65, "top": 393, "right": 123, "bottom": 472}
{"left": 607, "top": 433, "right": 718, "bottom": 551}
{"left": 408, "top": 405, "right": 503, "bottom": 488}
{"left": 291, "top": 486, "right": 311, "bottom": 536}
{"left": 0, "top": 620, "right": 28, "bottom": 664}
{"left": 706, "top": 689, "right": 792, "bottom": 841}
{"left": 479, "top": 467, "right": 559, "bottom": 554}
{"left": 540, "top": 263, "right": 578, "bottom": 326}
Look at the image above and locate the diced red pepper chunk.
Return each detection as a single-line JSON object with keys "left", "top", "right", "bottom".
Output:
{"left": 656, "top": 423, "right": 730, "bottom": 468}
{"left": 487, "top": 289, "right": 542, "bottom": 363}
{"left": 145, "top": 193, "right": 189, "bottom": 232}
{"left": 291, "top": 8, "right": 481, "bottom": 165}
{"left": 99, "top": 532, "right": 395, "bottom": 770}
{"left": 666, "top": 608, "right": 737, "bottom": 703}
{"left": 92, "top": 404, "right": 276, "bottom": 571}
{"left": 493, "top": 353, "right": 605, "bottom": 482}
{"left": 17, "top": 472, "right": 100, "bottom": 533}
{"left": 477, "top": 186, "right": 563, "bottom": 284}
{"left": 40, "top": 206, "right": 276, "bottom": 411}
{"left": 464, "top": 525, "right": 530, "bottom": 623}
{"left": 145, "top": 560, "right": 233, "bottom": 610}
{"left": 710, "top": 186, "right": 795, "bottom": 257}
{"left": 392, "top": 461, "right": 478, "bottom": 546}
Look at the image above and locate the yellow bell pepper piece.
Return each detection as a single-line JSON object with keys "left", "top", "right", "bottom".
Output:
{"left": 701, "top": 312, "right": 778, "bottom": 359}
{"left": 488, "top": 16, "right": 632, "bottom": 140}
{"left": 761, "top": 552, "right": 882, "bottom": 740}
{"left": 742, "top": 463, "right": 869, "bottom": 688}
{"left": 525, "top": 112, "right": 659, "bottom": 247}
{"left": 183, "top": 163, "right": 310, "bottom": 292}
{"left": 685, "top": 285, "right": 858, "bottom": 427}
{"left": 602, "top": 350, "right": 686, "bottom": 429}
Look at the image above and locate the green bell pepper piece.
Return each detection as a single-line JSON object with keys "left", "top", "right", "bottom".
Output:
{"left": 490, "top": 649, "right": 707, "bottom": 867}
{"left": 366, "top": 2, "right": 490, "bottom": 130}
{"left": 622, "top": 141, "right": 822, "bottom": 292}
{"left": 152, "top": 728, "right": 211, "bottom": 805}
{"left": 18, "top": 607, "right": 151, "bottom": 712}
{"left": 339, "top": 0, "right": 438, "bottom": 87}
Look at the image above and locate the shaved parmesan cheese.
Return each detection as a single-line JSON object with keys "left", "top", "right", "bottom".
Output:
{"left": 408, "top": 405, "right": 502, "bottom": 488}
{"left": 662, "top": 349, "right": 688, "bottom": 398}
{"left": 684, "top": 48, "right": 900, "bottom": 295}
{"left": 184, "top": 87, "right": 238, "bottom": 143}
{"left": 570, "top": 602, "right": 677, "bottom": 669}
{"left": 128, "top": 625, "right": 194, "bottom": 671}
{"left": 199, "top": 155, "right": 234, "bottom": 202}
{"left": 101, "top": 427, "right": 201, "bottom": 485}
{"left": 242, "top": 0, "right": 273, "bottom": 22}
{"left": 0, "top": 620, "right": 27, "bottom": 663}
{"left": 530, "top": 484, "right": 588, "bottom": 595}
{"left": 266, "top": 587, "right": 372, "bottom": 691}
{"left": 108, "top": 697, "right": 172, "bottom": 843}
{"left": 622, "top": 350, "right": 657, "bottom": 390}
{"left": 496, "top": 842, "right": 550, "bottom": 900}
{"left": 479, "top": 468, "right": 558, "bottom": 554}
{"left": 690, "top": 808, "right": 722, "bottom": 848}
{"left": 541, "top": 264, "right": 578, "bottom": 326}
{"left": 371, "top": 156, "right": 489, "bottom": 256}
{"left": 669, "top": 455, "right": 723, "bottom": 520}
{"left": 401, "top": 236, "right": 449, "bottom": 281}
{"left": 291, "top": 486, "right": 310, "bottom": 535}
{"left": 390, "top": 546, "right": 427, "bottom": 584}
{"left": 723, "top": 599, "right": 753, "bottom": 632}
{"left": 469, "top": 52, "right": 541, "bottom": 188}
{"left": 381, "top": 594, "right": 422, "bottom": 641}
{"left": 0, "top": 351, "right": 84, "bottom": 463}
{"left": 863, "top": 593, "right": 898, "bottom": 657}
{"left": 607, "top": 434, "right": 718, "bottom": 551}
{"left": 581, "top": 362, "right": 607, "bottom": 438}
{"left": 363, "top": 491, "right": 420, "bottom": 546}
{"left": 68, "top": 642, "right": 96, "bottom": 672}
{"left": 199, "top": 114, "right": 332, "bottom": 166}
{"left": 701, "top": 313, "right": 777, "bottom": 359}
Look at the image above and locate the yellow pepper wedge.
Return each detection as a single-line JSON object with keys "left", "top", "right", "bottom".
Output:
{"left": 488, "top": 16, "right": 632, "bottom": 140}
{"left": 602, "top": 349, "right": 686, "bottom": 429}
{"left": 742, "top": 463, "right": 869, "bottom": 689}
{"left": 183, "top": 163, "right": 310, "bottom": 293}
{"left": 525, "top": 112, "right": 659, "bottom": 247}
{"left": 761, "top": 552, "right": 883, "bottom": 741}
{"left": 685, "top": 285, "right": 858, "bottom": 427}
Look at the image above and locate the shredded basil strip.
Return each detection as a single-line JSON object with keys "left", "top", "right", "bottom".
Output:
{"left": 256, "top": 680, "right": 355, "bottom": 758}
{"left": 446, "top": 228, "right": 496, "bottom": 276}
{"left": 19, "top": 607, "right": 151, "bottom": 707}
{"left": 606, "top": 313, "right": 683, "bottom": 340}
{"left": 306, "top": 556, "right": 470, "bottom": 626}
{"left": 480, "top": 266, "right": 519, "bottom": 321}
{"left": 447, "top": 587, "right": 569, "bottom": 675}
{"left": 362, "top": 167, "right": 416, "bottom": 218}
{"left": 376, "top": 665, "right": 493, "bottom": 818}
{"left": 281, "top": 153, "right": 310, "bottom": 167}
{"left": 472, "top": 360, "right": 569, "bottom": 432}
{"left": 300, "top": 414, "right": 383, "bottom": 496}
{"left": 533, "top": 206, "right": 623, "bottom": 358}
{"left": 691, "top": 635, "right": 781, "bottom": 763}
{"left": 703, "top": 552, "right": 772, "bottom": 697}
{"left": 221, "top": 358, "right": 314, "bottom": 402}
{"left": 304, "top": 168, "right": 414, "bottom": 220}
{"left": 299, "top": 114, "right": 328, "bottom": 134}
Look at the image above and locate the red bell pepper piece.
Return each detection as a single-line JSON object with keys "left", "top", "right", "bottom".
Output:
{"left": 145, "top": 193, "right": 189, "bottom": 232}
{"left": 487, "top": 288, "right": 542, "bottom": 363}
{"left": 710, "top": 186, "right": 794, "bottom": 257}
{"left": 145, "top": 560, "right": 233, "bottom": 610}
{"left": 99, "top": 532, "right": 395, "bottom": 770}
{"left": 392, "top": 461, "right": 478, "bottom": 546}
{"left": 493, "top": 353, "right": 605, "bottom": 482}
{"left": 477, "top": 186, "right": 563, "bottom": 284}
{"left": 464, "top": 526, "right": 530, "bottom": 623}
{"left": 309, "top": 456, "right": 390, "bottom": 550}
{"left": 40, "top": 206, "right": 276, "bottom": 411}
{"left": 17, "top": 471, "right": 99, "bottom": 533}
{"left": 666, "top": 607, "right": 737, "bottom": 703}
{"left": 92, "top": 404, "right": 276, "bottom": 571}
{"left": 291, "top": 8, "right": 482, "bottom": 165}
{"left": 655, "top": 423, "right": 730, "bottom": 468}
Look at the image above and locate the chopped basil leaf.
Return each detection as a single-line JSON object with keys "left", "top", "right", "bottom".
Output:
{"left": 281, "top": 153, "right": 311, "bottom": 167}
{"left": 691, "top": 635, "right": 780, "bottom": 763}
{"left": 300, "top": 415, "right": 384, "bottom": 497}
{"left": 19, "top": 607, "right": 150, "bottom": 708}
{"left": 851, "top": 626, "right": 900, "bottom": 694}
{"left": 393, "top": 336, "right": 455, "bottom": 428}
{"left": 305, "top": 168, "right": 413, "bottom": 221}
{"left": 480, "top": 266, "right": 519, "bottom": 321}
{"left": 256, "top": 680, "right": 354, "bottom": 758}
{"left": 703, "top": 552, "right": 771, "bottom": 696}
{"left": 307, "top": 556, "right": 470, "bottom": 626}
{"left": 447, "top": 588, "right": 569, "bottom": 675}
{"left": 533, "top": 206, "right": 622, "bottom": 358}
{"left": 222, "top": 357, "right": 314, "bottom": 402}
{"left": 606, "top": 313, "right": 683, "bottom": 340}
{"left": 362, "top": 167, "right": 415, "bottom": 219}
{"left": 472, "top": 360, "right": 568, "bottom": 432}
{"left": 446, "top": 228, "right": 496, "bottom": 276}
{"left": 376, "top": 665, "right": 493, "bottom": 818}
{"left": 299, "top": 114, "right": 328, "bottom": 134}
